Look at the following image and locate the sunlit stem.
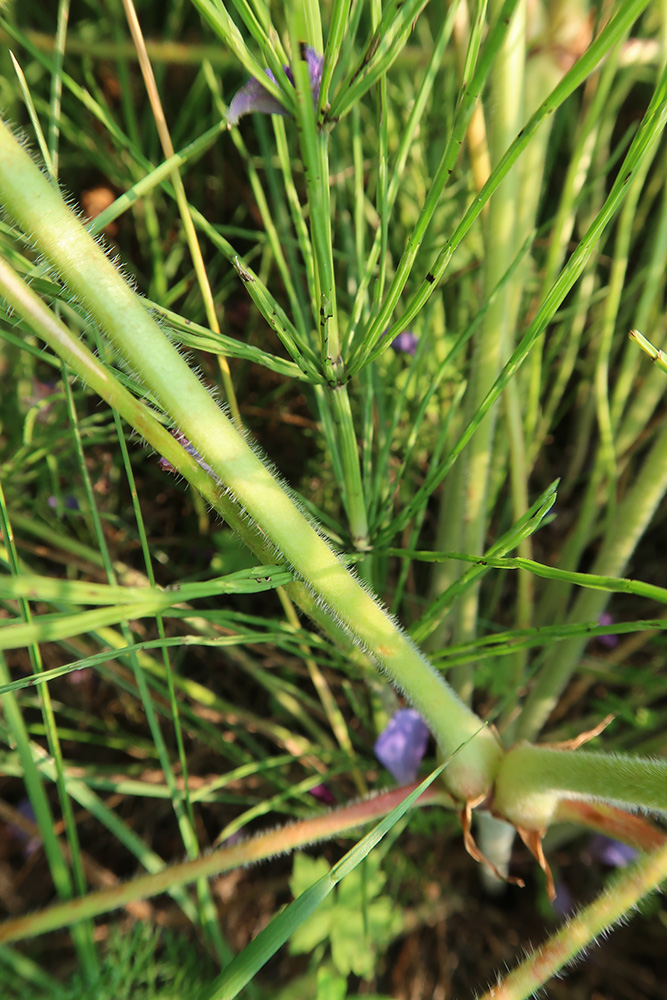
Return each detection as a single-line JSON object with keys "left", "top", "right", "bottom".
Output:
{"left": 0, "top": 119, "right": 502, "bottom": 802}
{"left": 0, "top": 781, "right": 452, "bottom": 946}
{"left": 494, "top": 745, "right": 667, "bottom": 830}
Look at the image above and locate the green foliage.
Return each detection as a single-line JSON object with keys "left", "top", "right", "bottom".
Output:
{"left": 1, "top": 923, "right": 215, "bottom": 1000}
{"left": 0, "top": 1, "right": 666, "bottom": 998}
{"left": 288, "top": 853, "right": 402, "bottom": 979}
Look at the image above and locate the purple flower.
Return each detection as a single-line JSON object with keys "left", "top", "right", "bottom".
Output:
{"left": 309, "top": 783, "right": 336, "bottom": 806}
{"left": 391, "top": 331, "right": 419, "bottom": 356}
{"left": 374, "top": 709, "right": 430, "bottom": 785}
{"left": 597, "top": 612, "right": 619, "bottom": 648}
{"left": 589, "top": 834, "right": 638, "bottom": 868}
{"left": 7, "top": 799, "right": 41, "bottom": 858}
{"left": 552, "top": 880, "right": 575, "bottom": 917}
{"left": 227, "top": 47, "right": 324, "bottom": 127}
{"left": 47, "top": 495, "right": 80, "bottom": 514}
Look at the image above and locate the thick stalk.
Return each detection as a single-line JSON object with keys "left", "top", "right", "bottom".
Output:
{"left": 450, "top": 0, "right": 526, "bottom": 701}
{"left": 0, "top": 119, "right": 501, "bottom": 801}
{"left": 494, "top": 745, "right": 667, "bottom": 830}
{"left": 497, "top": 44, "right": 567, "bottom": 736}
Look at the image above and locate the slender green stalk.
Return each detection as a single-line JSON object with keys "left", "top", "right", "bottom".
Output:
{"left": 318, "top": 0, "right": 352, "bottom": 118}
{"left": 122, "top": 0, "right": 241, "bottom": 425}
{"left": 478, "top": 841, "right": 667, "bottom": 1000}
{"left": 0, "top": 120, "right": 501, "bottom": 802}
{"left": 0, "top": 780, "right": 451, "bottom": 946}
{"left": 327, "top": 0, "right": 436, "bottom": 123}
{"left": 354, "top": 0, "right": 652, "bottom": 374}
{"left": 286, "top": 8, "right": 369, "bottom": 548}
{"left": 59, "top": 353, "right": 229, "bottom": 961}
{"left": 0, "top": 493, "right": 97, "bottom": 976}
{"left": 344, "top": 1, "right": 459, "bottom": 356}
{"left": 414, "top": 484, "right": 558, "bottom": 646}
{"left": 629, "top": 328, "right": 667, "bottom": 375}
{"left": 355, "top": 0, "right": 521, "bottom": 371}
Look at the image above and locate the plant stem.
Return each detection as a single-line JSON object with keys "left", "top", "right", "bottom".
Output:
{"left": 478, "top": 841, "right": 667, "bottom": 1000}
{"left": 122, "top": 0, "right": 241, "bottom": 425}
{"left": 494, "top": 744, "right": 667, "bottom": 830}
{"left": 449, "top": 0, "right": 526, "bottom": 701}
{"left": 0, "top": 780, "right": 452, "bottom": 946}
{"left": 0, "top": 119, "right": 502, "bottom": 801}
{"left": 287, "top": 9, "right": 370, "bottom": 548}
{"left": 517, "top": 412, "right": 667, "bottom": 741}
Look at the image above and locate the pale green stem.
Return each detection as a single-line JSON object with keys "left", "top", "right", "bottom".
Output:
{"left": 0, "top": 119, "right": 501, "bottom": 801}
{"left": 497, "top": 45, "right": 565, "bottom": 736}
{"left": 330, "top": 385, "right": 369, "bottom": 549}
{"left": 450, "top": 0, "right": 526, "bottom": 702}
{"left": 494, "top": 744, "right": 667, "bottom": 830}
{"left": 629, "top": 328, "right": 667, "bottom": 375}
{"left": 475, "top": 812, "right": 518, "bottom": 890}
{"left": 517, "top": 143, "right": 667, "bottom": 741}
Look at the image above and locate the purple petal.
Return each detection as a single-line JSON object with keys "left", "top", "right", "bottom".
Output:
{"left": 597, "top": 612, "right": 619, "bottom": 648}
{"left": 391, "top": 331, "right": 419, "bottom": 356}
{"left": 374, "top": 709, "right": 430, "bottom": 785}
{"left": 227, "top": 48, "right": 324, "bottom": 127}
{"left": 552, "top": 880, "right": 575, "bottom": 916}
{"left": 309, "top": 783, "right": 336, "bottom": 806}
{"left": 7, "top": 799, "right": 42, "bottom": 858}
{"left": 227, "top": 75, "right": 291, "bottom": 126}
{"left": 589, "top": 834, "right": 638, "bottom": 868}
{"left": 47, "top": 495, "right": 80, "bottom": 514}
{"left": 303, "top": 46, "right": 324, "bottom": 100}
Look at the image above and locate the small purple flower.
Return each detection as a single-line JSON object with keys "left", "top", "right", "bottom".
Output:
{"left": 589, "top": 834, "right": 638, "bottom": 868}
{"left": 66, "top": 667, "right": 92, "bottom": 687}
{"left": 7, "top": 799, "right": 42, "bottom": 858}
{"left": 227, "top": 47, "right": 324, "bottom": 126}
{"left": 374, "top": 709, "right": 430, "bottom": 785}
{"left": 552, "top": 880, "right": 575, "bottom": 917}
{"left": 47, "top": 495, "right": 80, "bottom": 514}
{"left": 597, "top": 612, "right": 619, "bottom": 648}
{"left": 309, "top": 783, "right": 336, "bottom": 806}
{"left": 391, "top": 331, "right": 419, "bottom": 356}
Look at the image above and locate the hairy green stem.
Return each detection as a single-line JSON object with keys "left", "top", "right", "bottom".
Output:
{"left": 0, "top": 780, "right": 451, "bottom": 946}
{"left": 478, "top": 840, "right": 667, "bottom": 1000}
{"left": 494, "top": 744, "right": 667, "bottom": 830}
{"left": 0, "top": 118, "right": 501, "bottom": 801}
